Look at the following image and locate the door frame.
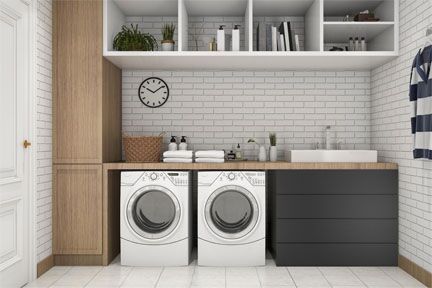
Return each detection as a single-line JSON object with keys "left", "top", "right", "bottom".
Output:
{"left": 27, "top": 0, "right": 37, "bottom": 281}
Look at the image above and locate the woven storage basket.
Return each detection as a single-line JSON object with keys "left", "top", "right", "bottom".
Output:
{"left": 123, "top": 134, "right": 163, "bottom": 162}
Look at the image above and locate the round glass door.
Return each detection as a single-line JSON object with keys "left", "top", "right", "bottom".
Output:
{"left": 126, "top": 186, "right": 180, "bottom": 239}
{"left": 205, "top": 185, "right": 259, "bottom": 239}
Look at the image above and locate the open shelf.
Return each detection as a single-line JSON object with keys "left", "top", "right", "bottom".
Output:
{"left": 103, "top": 0, "right": 398, "bottom": 69}
{"left": 324, "top": 21, "right": 395, "bottom": 51}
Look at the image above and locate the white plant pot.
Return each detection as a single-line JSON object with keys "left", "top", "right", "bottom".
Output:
{"left": 161, "top": 41, "right": 174, "bottom": 51}
{"left": 269, "top": 146, "right": 277, "bottom": 162}
{"left": 258, "top": 146, "right": 267, "bottom": 162}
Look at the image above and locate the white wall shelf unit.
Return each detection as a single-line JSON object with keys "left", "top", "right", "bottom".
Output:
{"left": 103, "top": 0, "right": 398, "bottom": 70}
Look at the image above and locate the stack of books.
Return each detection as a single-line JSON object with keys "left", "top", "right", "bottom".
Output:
{"left": 256, "top": 21, "right": 301, "bottom": 51}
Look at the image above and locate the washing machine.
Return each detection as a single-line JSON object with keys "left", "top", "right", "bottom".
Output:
{"left": 197, "top": 171, "right": 266, "bottom": 266}
{"left": 120, "top": 171, "right": 191, "bottom": 266}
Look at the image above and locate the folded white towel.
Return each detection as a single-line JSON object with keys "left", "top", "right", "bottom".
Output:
{"left": 163, "top": 158, "right": 193, "bottom": 163}
{"left": 195, "top": 158, "right": 225, "bottom": 163}
{"left": 163, "top": 150, "right": 193, "bottom": 159}
{"left": 195, "top": 150, "right": 225, "bottom": 159}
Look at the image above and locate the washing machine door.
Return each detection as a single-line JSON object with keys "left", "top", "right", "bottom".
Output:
{"left": 204, "top": 185, "right": 259, "bottom": 240}
{"left": 126, "top": 185, "right": 181, "bottom": 239}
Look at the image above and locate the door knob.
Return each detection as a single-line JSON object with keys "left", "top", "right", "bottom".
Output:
{"left": 23, "top": 140, "right": 31, "bottom": 149}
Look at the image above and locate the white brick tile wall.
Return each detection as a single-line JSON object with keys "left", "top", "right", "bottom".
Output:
{"left": 36, "top": 0, "right": 52, "bottom": 262}
{"left": 371, "top": 0, "right": 432, "bottom": 272}
{"left": 122, "top": 70, "right": 371, "bottom": 160}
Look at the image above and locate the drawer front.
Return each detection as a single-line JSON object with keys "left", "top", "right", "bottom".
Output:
{"left": 273, "top": 170, "right": 398, "bottom": 195}
{"left": 275, "top": 243, "right": 398, "bottom": 266}
{"left": 276, "top": 195, "right": 398, "bottom": 218}
{"left": 276, "top": 219, "right": 398, "bottom": 243}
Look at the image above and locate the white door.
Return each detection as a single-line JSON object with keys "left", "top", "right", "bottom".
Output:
{"left": 0, "top": 0, "right": 32, "bottom": 287}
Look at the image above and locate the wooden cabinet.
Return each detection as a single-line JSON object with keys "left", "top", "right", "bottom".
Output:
{"left": 53, "top": 0, "right": 121, "bottom": 164}
{"left": 52, "top": 0, "right": 121, "bottom": 265}
{"left": 53, "top": 165, "right": 102, "bottom": 255}
{"left": 268, "top": 170, "right": 398, "bottom": 266}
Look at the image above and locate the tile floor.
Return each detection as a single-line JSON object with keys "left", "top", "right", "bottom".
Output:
{"left": 26, "top": 257, "right": 427, "bottom": 288}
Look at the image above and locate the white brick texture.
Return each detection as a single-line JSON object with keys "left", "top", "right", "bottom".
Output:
{"left": 371, "top": 0, "right": 432, "bottom": 272}
{"left": 122, "top": 70, "right": 371, "bottom": 160}
{"left": 36, "top": 0, "right": 52, "bottom": 262}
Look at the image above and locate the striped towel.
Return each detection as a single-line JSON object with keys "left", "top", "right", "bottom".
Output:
{"left": 409, "top": 45, "right": 432, "bottom": 159}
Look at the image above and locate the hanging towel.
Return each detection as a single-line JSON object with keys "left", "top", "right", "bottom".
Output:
{"left": 163, "top": 150, "right": 193, "bottom": 159}
{"left": 195, "top": 150, "right": 225, "bottom": 159}
{"left": 163, "top": 158, "right": 193, "bottom": 163}
{"left": 195, "top": 158, "right": 225, "bottom": 163}
{"left": 410, "top": 45, "right": 432, "bottom": 159}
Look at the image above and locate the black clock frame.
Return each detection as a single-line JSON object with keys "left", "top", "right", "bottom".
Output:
{"left": 138, "top": 77, "right": 170, "bottom": 108}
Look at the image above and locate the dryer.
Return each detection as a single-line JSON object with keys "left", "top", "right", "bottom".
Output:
{"left": 120, "top": 171, "right": 191, "bottom": 266}
{"left": 197, "top": 171, "right": 266, "bottom": 266}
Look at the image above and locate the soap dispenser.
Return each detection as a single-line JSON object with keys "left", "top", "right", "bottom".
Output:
{"left": 232, "top": 25, "right": 240, "bottom": 51}
{"left": 217, "top": 25, "right": 225, "bottom": 51}
{"left": 168, "top": 136, "right": 177, "bottom": 151}
{"left": 179, "top": 136, "right": 187, "bottom": 151}
{"left": 235, "top": 143, "right": 242, "bottom": 160}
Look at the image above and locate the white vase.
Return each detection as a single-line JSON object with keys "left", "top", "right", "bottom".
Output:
{"left": 161, "top": 41, "right": 174, "bottom": 51}
{"left": 258, "top": 146, "right": 267, "bottom": 162}
{"left": 269, "top": 146, "right": 277, "bottom": 162}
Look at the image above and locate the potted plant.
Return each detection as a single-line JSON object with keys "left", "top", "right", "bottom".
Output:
{"left": 113, "top": 24, "right": 157, "bottom": 51}
{"left": 248, "top": 138, "right": 267, "bottom": 162}
{"left": 161, "top": 23, "right": 175, "bottom": 51}
{"left": 269, "top": 133, "right": 277, "bottom": 162}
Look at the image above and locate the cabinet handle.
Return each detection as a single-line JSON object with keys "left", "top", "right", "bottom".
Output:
{"left": 23, "top": 140, "right": 31, "bottom": 149}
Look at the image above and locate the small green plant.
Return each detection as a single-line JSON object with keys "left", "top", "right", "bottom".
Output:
{"left": 113, "top": 24, "right": 158, "bottom": 51}
{"left": 269, "top": 133, "right": 276, "bottom": 146}
{"left": 162, "top": 23, "right": 175, "bottom": 42}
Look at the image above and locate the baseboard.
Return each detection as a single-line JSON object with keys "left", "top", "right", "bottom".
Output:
{"left": 399, "top": 254, "right": 432, "bottom": 288}
{"left": 37, "top": 255, "right": 54, "bottom": 277}
{"left": 54, "top": 254, "right": 104, "bottom": 266}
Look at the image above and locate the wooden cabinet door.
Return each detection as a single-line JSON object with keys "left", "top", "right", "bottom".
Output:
{"left": 53, "top": 165, "right": 102, "bottom": 254}
{"left": 53, "top": 0, "right": 103, "bottom": 163}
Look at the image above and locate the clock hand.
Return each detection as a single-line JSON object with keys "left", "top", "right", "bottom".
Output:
{"left": 153, "top": 86, "right": 165, "bottom": 93}
{"left": 146, "top": 88, "right": 155, "bottom": 93}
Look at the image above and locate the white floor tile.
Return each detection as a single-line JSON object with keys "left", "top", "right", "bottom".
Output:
{"left": 287, "top": 267, "right": 331, "bottom": 287}
{"left": 121, "top": 267, "right": 162, "bottom": 287}
{"left": 226, "top": 267, "right": 261, "bottom": 287}
{"left": 257, "top": 266, "right": 296, "bottom": 286}
{"left": 26, "top": 256, "right": 428, "bottom": 288}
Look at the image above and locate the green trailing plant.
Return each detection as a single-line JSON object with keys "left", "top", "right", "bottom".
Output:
{"left": 269, "top": 133, "right": 276, "bottom": 146}
{"left": 162, "top": 23, "right": 175, "bottom": 42}
{"left": 248, "top": 138, "right": 261, "bottom": 145}
{"left": 113, "top": 24, "right": 158, "bottom": 51}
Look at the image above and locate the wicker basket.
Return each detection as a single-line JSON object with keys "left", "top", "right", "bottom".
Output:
{"left": 123, "top": 133, "right": 164, "bottom": 162}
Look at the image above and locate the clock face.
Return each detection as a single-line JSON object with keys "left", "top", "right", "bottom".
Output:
{"left": 138, "top": 77, "right": 169, "bottom": 108}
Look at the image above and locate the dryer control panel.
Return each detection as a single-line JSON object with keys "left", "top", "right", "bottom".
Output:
{"left": 121, "top": 171, "right": 190, "bottom": 186}
{"left": 199, "top": 171, "right": 265, "bottom": 186}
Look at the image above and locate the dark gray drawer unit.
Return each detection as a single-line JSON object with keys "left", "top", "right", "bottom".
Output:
{"left": 268, "top": 170, "right": 398, "bottom": 266}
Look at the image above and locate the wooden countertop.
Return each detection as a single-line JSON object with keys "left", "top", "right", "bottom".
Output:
{"left": 103, "top": 161, "right": 397, "bottom": 170}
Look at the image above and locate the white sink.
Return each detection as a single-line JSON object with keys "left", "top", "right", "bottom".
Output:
{"left": 286, "top": 150, "right": 378, "bottom": 163}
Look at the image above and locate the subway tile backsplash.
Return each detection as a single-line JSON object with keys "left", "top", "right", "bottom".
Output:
{"left": 122, "top": 70, "right": 371, "bottom": 159}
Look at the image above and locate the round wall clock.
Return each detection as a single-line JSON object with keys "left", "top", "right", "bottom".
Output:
{"left": 138, "top": 77, "right": 169, "bottom": 108}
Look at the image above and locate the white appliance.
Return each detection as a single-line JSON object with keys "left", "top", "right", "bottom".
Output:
{"left": 197, "top": 171, "right": 266, "bottom": 266}
{"left": 121, "top": 171, "right": 191, "bottom": 266}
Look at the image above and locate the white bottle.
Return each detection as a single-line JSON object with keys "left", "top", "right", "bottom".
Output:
{"left": 217, "top": 25, "right": 225, "bottom": 51}
{"left": 179, "top": 136, "right": 187, "bottom": 151}
{"left": 361, "top": 37, "right": 367, "bottom": 51}
{"left": 168, "top": 136, "right": 177, "bottom": 151}
{"left": 325, "top": 126, "right": 332, "bottom": 150}
{"left": 232, "top": 25, "right": 240, "bottom": 51}
{"left": 354, "top": 37, "right": 359, "bottom": 51}
{"left": 348, "top": 37, "right": 354, "bottom": 51}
